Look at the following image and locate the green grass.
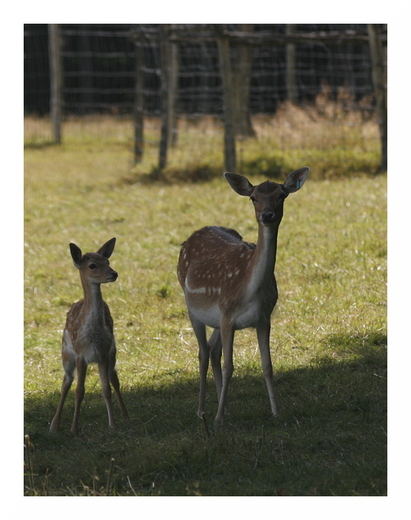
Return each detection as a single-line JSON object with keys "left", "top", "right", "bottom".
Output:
{"left": 25, "top": 100, "right": 381, "bottom": 182}
{"left": 24, "top": 115, "right": 386, "bottom": 496}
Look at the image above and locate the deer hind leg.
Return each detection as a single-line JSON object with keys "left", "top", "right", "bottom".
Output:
{"left": 209, "top": 328, "right": 228, "bottom": 412}
{"left": 189, "top": 313, "right": 209, "bottom": 418}
{"left": 214, "top": 321, "right": 235, "bottom": 424}
{"left": 71, "top": 357, "right": 88, "bottom": 435}
{"left": 50, "top": 351, "right": 76, "bottom": 433}
{"left": 257, "top": 322, "right": 278, "bottom": 417}
{"left": 109, "top": 350, "right": 129, "bottom": 420}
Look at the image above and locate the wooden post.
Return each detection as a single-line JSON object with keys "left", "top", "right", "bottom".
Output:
{"left": 168, "top": 38, "right": 179, "bottom": 146}
{"left": 80, "top": 25, "right": 93, "bottom": 113}
{"left": 367, "top": 24, "right": 387, "bottom": 171}
{"left": 133, "top": 41, "right": 144, "bottom": 163}
{"left": 232, "top": 24, "right": 255, "bottom": 138}
{"left": 48, "top": 24, "right": 62, "bottom": 144}
{"left": 157, "top": 25, "right": 172, "bottom": 174}
{"left": 157, "top": 25, "right": 179, "bottom": 174}
{"left": 286, "top": 24, "right": 298, "bottom": 104}
{"left": 216, "top": 26, "right": 236, "bottom": 173}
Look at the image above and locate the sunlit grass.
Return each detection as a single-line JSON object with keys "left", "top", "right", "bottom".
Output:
{"left": 24, "top": 111, "right": 386, "bottom": 496}
{"left": 25, "top": 97, "right": 382, "bottom": 182}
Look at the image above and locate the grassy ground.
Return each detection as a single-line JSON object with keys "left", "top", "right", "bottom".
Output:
{"left": 24, "top": 114, "right": 386, "bottom": 496}
{"left": 24, "top": 98, "right": 381, "bottom": 181}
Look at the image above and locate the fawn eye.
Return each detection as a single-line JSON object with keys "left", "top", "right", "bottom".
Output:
{"left": 89, "top": 263, "right": 97, "bottom": 270}
{"left": 250, "top": 196, "right": 256, "bottom": 203}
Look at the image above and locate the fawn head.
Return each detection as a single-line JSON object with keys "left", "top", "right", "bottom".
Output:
{"left": 224, "top": 167, "right": 309, "bottom": 227}
{"left": 69, "top": 237, "right": 118, "bottom": 284}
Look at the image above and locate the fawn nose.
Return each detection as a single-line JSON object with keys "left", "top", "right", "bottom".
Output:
{"left": 261, "top": 211, "right": 276, "bottom": 223}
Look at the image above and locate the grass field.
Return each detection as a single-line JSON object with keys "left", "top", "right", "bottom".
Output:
{"left": 24, "top": 113, "right": 386, "bottom": 496}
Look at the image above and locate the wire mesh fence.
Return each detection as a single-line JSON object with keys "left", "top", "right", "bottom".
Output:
{"left": 24, "top": 23, "right": 386, "bottom": 177}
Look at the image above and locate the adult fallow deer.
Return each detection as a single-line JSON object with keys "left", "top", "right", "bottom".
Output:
{"left": 177, "top": 168, "right": 309, "bottom": 423}
{"left": 50, "top": 238, "right": 128, "bottom": 434}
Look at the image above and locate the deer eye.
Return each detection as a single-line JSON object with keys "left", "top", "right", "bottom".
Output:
{"left": 250, "top": 196, "right": 256, "bottom": 203}
{"left": 89, "top": 263, "right": 97, "bottom": 270}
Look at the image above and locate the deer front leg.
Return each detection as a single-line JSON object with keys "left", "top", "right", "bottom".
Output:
{"left": 214, "top": 321, "right": 235, "bottom": 424}
{"left": 50, "top": 373, "right": 73, "bottom": 433}
{"left": 50, "top": 370, "right": 75, "bottom": 433}
{"left": 257, "top": 322, "right": 278, "bottom": 417}
{"left": 50, "top": 338, "right": 76, "bottom": 432}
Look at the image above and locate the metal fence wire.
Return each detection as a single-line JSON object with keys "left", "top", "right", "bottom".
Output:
{"left": 24, "top": 23, "right": 386, "bottom": 172}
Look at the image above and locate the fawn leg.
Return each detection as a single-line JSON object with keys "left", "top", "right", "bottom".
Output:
{"left": 109, "top": 351, "right": 128, "bottom": 420}
{"left": 50, "top": 348, "right": 75, "bottom": 433}
{"left": 71, "top": 357, "right": 87, "bottom": 435}
{"left": 99, "top": 359, "right": 116, "bottom": 429}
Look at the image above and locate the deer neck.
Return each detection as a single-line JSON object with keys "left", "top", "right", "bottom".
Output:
{"left": 247, "top": 222, "right": 279, "bottom": 292}
{"left": 81, "top": 280, "right": 105, "bottom": 325}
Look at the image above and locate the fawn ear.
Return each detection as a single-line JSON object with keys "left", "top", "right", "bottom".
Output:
{"left": 283, "top": 167, "right": 309, "bottom": 193}
{"left": 69, "top": 243, "right": 83, "bottom": 269}
{"left": 224, "top": 172, "right": 254, "bottom": 197}
{"left": 97, "top": 237, "right": 116, "bottom": 259}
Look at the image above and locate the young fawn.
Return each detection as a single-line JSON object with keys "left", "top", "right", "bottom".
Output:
{"left": 178, "top": 168, "right": 309, "bottom": 423}
{"left": 50, "top": 237, "right": 128, "bottom": 435}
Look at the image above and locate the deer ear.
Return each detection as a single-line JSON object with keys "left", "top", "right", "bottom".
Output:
{"left": 224, "top": 172, "right": 254, "bottom": 197}
{"left": 97, "top": 237, "right": 116, "bottom": 259}
{"left": 69, "top": 243, "right": 83, "bottom": 269}
{"left": 283, "top": 167, "right": 309, "bottom": 193}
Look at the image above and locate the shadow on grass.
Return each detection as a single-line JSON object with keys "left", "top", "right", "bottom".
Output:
{"left": 24, "top": 331, "right": 386, "bottom": 496}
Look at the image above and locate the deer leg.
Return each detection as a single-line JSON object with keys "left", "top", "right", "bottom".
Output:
{"left": 215, "top": 321, "right": 235, "bottom": 424}
{"left": 257, "top": 322, "right": 278, "bottom": 417}
{"left": 209, "top": 328, "right": 227, "bottom": 412}
{"left": 190, "top": 313, "right": 209, "bottom": 418}
{"left": 109, "top": 350, "right": 128, "bottom": 420}
{"left": 98, "top": 359, "right": 116, "bottom": 429}
{"left": 71, "top": 357, "right": 87, "bottom": 435}
{"left": 50, "top": 352, "right": 76, "bottom": 433}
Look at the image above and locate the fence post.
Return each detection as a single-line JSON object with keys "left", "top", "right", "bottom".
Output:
{"left": 169, "top": 36, "right": 179, "bottom": 146}
{"left": 80, "top": 25, "right": 94, "bottom": 113}
{"left": 157, "top": 25, "right": 178, "bottom": 174}
{"left": 232, "top": 24, "right": 255, "bottom": 138}
{"left": 216, "top": 26, "right": 236, "bottom": 173}
{"left": 48, "top": 24, "right": 62, "bottom": 144}
{"left": 286, "top": 24, "right": 298, "bottom": 104}
{"left": 367, "top": 24, "right": 387, "bottom": 171}
{"left": 133, "top": 40, "right": 144, "bottom": 163}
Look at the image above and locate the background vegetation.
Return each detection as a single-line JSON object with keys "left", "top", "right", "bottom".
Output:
{"left": 24, "top": 109, "right": 386, "bottom": 496}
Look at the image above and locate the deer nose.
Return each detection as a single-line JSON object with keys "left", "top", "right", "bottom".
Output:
{"left": 109, "top": 270, "right": 118, "bottom": 281}
{"left": 261, "top": 211, "right": 275, "bottom": 223}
